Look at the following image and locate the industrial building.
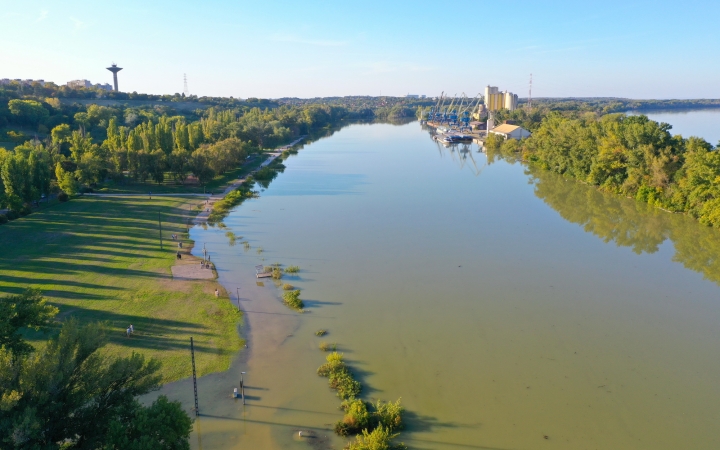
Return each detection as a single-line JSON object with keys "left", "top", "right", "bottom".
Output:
{"left": 484, "top": 85, "right": 518, "bottom": 112}
{"left": 489, "top": 123, "right": 531, "bottom": 140}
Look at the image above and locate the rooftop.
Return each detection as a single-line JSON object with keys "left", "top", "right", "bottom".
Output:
{"left": 491, "top": 124, "right": 522, "bottom": 133}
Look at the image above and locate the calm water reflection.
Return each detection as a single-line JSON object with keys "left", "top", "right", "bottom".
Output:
{"left": 155, "top": 120, "right": 720, "bottom": 450}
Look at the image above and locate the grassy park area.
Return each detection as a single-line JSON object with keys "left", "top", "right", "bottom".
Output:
{"left": 0, "top": 195, "right": 243, "bottom": 382}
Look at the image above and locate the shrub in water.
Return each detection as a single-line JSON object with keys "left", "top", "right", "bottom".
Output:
{"left": 284, "top": 265, "right": 300, "bottom": 274}
{"left": 317, "top": 352, "right": 361, "bottom": 400}
{"left": 346, "top": 425, "right": 406, "bottom": 450}
{"left": 319, "top": 342, "right": 330, "bottom": 352}
{"left": 335, "top": 399, "right": 371, "bottom": 436}
{"left": 315, "top": 329, "right": 327, "bottom": 336}
{"left": 282, "top": 283, "right": 294, "bottom": 290}
{"left": 373, "top": 399, "right": 405, "bottom": 432}
{"left": 282, "top": 290, "right": 303, "bottom": 310}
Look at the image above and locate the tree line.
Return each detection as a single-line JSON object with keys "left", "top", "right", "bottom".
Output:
{"left": 0, "top": 94, "right": 366, "bottom": 216}
{"left": 487, "top": 111, "right": 720, "bottom": 227}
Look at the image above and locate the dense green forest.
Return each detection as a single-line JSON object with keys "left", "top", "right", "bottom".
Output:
{"left": 486, "top": 109, "right": 720, "bottom": 227}
{"left": 0, "top": 83, "right": 423, "bottom": 218}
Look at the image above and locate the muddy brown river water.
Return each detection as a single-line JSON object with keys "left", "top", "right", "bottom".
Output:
{"left": 149, "top": 115, "right": 720, "bottom": 449}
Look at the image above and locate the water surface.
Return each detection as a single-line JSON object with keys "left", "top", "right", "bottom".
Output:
{"left": 154, "top": 119, "right": 720, "bottom": 449}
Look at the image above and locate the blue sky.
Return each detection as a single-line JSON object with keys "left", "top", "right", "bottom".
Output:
{"left": 1, "top": 0, "right": 718, "bottom": 99}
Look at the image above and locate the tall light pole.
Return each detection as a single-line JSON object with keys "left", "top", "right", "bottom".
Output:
{"left": 240, "top": 372, "right": 246, "bottom": 405}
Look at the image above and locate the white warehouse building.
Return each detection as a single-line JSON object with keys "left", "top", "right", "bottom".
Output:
{"left": 489, "top": 123, "right": 531, "bottom": 140}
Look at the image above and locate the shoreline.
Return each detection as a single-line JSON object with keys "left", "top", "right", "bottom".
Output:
{"left": 150, "top": 138, "right": 337, "bottom": 448}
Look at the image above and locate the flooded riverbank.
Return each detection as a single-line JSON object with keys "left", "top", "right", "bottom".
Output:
{"left": 151, "top": 117, "right": 720, "bottom": 449}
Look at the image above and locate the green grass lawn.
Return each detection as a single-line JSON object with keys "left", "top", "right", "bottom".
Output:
{"left": 0, "top": 195, "right": 243, "bottom": 382}
{"left": 98, "top": 153, "right": 267, "bottom": 194}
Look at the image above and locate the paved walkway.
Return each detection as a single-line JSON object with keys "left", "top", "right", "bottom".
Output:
{"left": 171, "top": 261, "right": 215, "bottom": 280}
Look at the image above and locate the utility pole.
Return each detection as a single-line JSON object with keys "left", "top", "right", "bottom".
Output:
{"left": 236, "top": 287, "right": 240, "bottom": 310}
{"left": 190, "top": 337, "right": 199, "bottom": 416}
{"left": 158, "top": 213, "right": 163, "bottom": 250}
{"left": 240, "top": 372, "right": 246, "bottom": 405}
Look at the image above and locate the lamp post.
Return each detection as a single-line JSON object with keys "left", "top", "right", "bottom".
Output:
{"left": 240, "top": 372, "right": 246, "bottom": 405}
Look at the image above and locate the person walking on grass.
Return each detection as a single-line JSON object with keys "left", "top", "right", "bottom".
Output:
{"left": 126, "top": 327, "right": 131, "bottom": 337}
{"left": 129, "top": 324, "right": 134, "bottom": 334}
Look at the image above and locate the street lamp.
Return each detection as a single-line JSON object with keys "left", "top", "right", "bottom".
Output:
{"left": 240, "top": 372, "right": 246, "bottom": 405}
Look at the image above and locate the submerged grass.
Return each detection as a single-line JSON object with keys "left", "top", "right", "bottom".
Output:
{"left": 284, "top": 265, "right": 300, "bottom": 274}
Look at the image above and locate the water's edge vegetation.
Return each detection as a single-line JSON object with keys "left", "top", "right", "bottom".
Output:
{"left": 484, "top": 108, "right": 720, "bottom": 228}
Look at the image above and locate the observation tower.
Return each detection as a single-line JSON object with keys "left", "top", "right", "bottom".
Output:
{"left": 106, "top": 63, "right": 122, "bottom": 91}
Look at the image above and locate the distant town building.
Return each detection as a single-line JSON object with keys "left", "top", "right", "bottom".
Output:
{"left": 484, "top": 85, "right": 518, "bottom": 112}
{"left": 489, "top": 123, "right": 531, "bottom": 140}
{"left": 0, "top": 78, "right": 52, "bottom": 86}
{"left": 67, "top": 79, "right": 92, "bottom": 88}
{"left": 66, "top": 79, "right": 112, "bottom": 90}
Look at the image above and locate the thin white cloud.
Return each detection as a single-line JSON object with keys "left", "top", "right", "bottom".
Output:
{"left": 36, "top": 9, "right": 49, "bottom": 23}
{"left": 270, "top": 34, "right": 347, "bottom": 47}
{"left": 69, "top": 16, "right": 87, "bottom": 31}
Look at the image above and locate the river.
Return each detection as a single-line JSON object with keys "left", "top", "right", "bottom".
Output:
{"left": 152, "top": 110, "right": 720, "bottom": 449}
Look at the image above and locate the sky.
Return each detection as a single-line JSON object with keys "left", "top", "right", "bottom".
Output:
{"left": 1, "top": 0, "right": 719, "bottom": 99}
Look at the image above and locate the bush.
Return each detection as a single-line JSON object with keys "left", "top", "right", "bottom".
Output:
{"left": 19, "top": 204, "right": 32, "bottom": 217}
{"left": 6, "top": 210, "right": 19, "bottom": 220}
{"left": 373, "top": 399, "right": 404, "bottom": 432}
{"left": 336, "top": 399, "right": 371, "bottom": 436}
{"left": 317, "top": 352, "right": 361, "bottom": 400}
{"left": 315, "top": 329, "right": 327, "bottom": 336}
{"left": 282, "top": 290, "right": 303, "bottom": 310}
{"left": 284, "top": 265, "right": 300, "bottom": 274}
{"left": 58, "top": 192, "right": 69, "bottom": 202}
{"left": 346, "top": 425, "right": 406, "bottom": 450}
{"left": 282, "top": 283, "right": 294, "bottom": 290}
{"left": 0, "top": 214, "right": 8, "bottom": 224}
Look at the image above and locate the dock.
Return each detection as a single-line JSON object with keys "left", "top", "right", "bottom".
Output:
{"left": 255, "top": 264, "right": 272, "bottom": 278}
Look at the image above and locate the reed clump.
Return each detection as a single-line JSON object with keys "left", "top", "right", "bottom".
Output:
{"left": 316, "top": 352, "right": 405, "bottom": 445}
{"left": 282, "top": 290, "right": 303, "bottom": 311}
{"left": 225, "top": 231, "right": 236, "bottom": 246}
{"left": 319, "top": 342, "right": 330, "bottom": 352}
{"left": 282, "top": 283, "right": 294, "bottom": 290}
{"left": 284, "top": 265, "right": 300, "bottom": 274}
{"left": 315, "top": 329, "right": 327, "bottom": 336}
